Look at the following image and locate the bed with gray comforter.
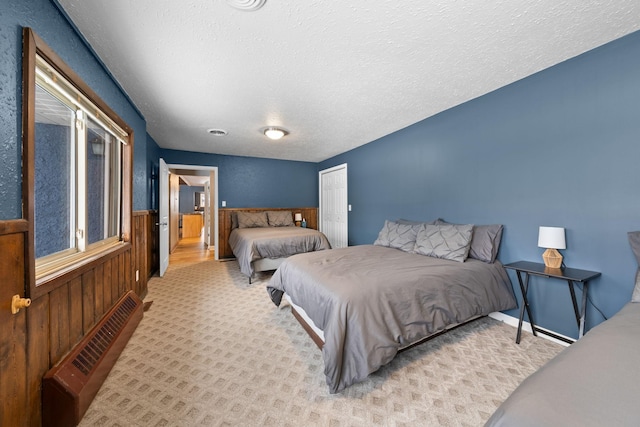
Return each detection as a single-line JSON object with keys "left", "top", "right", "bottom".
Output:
{"left": 486, "top": 231, "right": 640, "bottom": 426}
{"left": 229, "top": 226, "right": 331, "bottom": 278}
{"left": 267, "top": 244, "right": 517, "bottom": 393}
{"left": 485, "top": 302, "right": 640, "bottom": 426}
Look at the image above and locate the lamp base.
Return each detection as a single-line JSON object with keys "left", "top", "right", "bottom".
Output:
{"left": 542, "top": 248, "right": 563, "bottom": 269}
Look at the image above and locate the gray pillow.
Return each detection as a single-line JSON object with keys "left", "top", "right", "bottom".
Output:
{"left": 266, "top": 211, "right": 294, "bottom": 227}
{"left": 374, "top": 220, "right": 421, "bottom": 253}
{"left": 436, "top": 219, "right": 503, "bottom": 263}
{"left": 237, "top": 211, "right": 269, "bottom": 228}
{"left": 414, "top": 223, "right": 473, "bottom": 262}
{"left": 469, "top": 224, "right": 504, "bottom": 263}
{"left": 396, "top": 218, "right": 439, "bottom": 226}
{"left": 628, "top": 231, "right": 640, "bottom": 302}
{"left": 633, "top": 272, "right": 640, "bottom": 303}
{"left": 231, "top": 212, "right": 238, "bottom": 229}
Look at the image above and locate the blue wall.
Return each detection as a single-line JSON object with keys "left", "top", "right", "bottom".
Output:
{"left": 179, "top": 186, "right": 204, "bottom": 213}
{"left": 147, "top": 134, "right": 161, "bottom": 210}
{"left": 0, "top": 0, "right": 151, "bottom": 219}
{"left": 34, "top": 123, "right": 71, "bottom": 258}
{"left": 4, "top": 0, "right": 639, "bottom": 339}
{"left": 160, "top": 149, "right": 318, "bottom": 208}
{"left": 320, "top": 31, "right": 640, "bottom": 339}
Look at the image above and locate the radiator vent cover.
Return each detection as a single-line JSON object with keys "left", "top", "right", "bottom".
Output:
{"left": 43, "top": 290, "right": 143, "bottom": 427}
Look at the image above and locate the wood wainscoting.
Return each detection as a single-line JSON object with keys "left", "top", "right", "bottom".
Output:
{"left": 133, "top": 210, "right": 159, "bottom": 296}
{"left": 0, "top": 210, "right": 158, "bottom": 426}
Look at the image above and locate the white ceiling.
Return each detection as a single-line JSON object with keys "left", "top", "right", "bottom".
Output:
{"left": 57, "top": 0, "right": 640, "bottom": 163}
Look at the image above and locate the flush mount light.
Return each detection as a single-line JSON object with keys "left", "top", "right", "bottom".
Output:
{"left": 227, "top": 0, "right": 266, "bottom": 11}
{"left": 263, "top": 127, "right": 289, "bottom": 140}
{"left": 207, "top": 128, "right": 228, "bottom": 136}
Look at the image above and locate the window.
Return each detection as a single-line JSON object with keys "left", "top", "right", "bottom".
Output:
{"left": 23, "top": 28, "right": 133, "bottom": 288}
{"left": 34, "top": 55, "right": 126, "bottom": 277}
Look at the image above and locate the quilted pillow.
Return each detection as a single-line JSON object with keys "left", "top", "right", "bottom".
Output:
{"left": 237, "top": 211, "right": 269, "bottom": 228}
{"left": 373, "top": 220, "right": 421, "bottom": 253}
{"left": 266, "top": 210, "right": 294, "bottom": 227}
{"left": 414, "top": 223, "right": 473, "bottom": 262}
{"left": 436, "top": 219, "right": 503, "bottom": 263}
{"left": 396, "top": 218, "right": 440, "bottom": 226}
{"left": 628, "top": 231, "right": 640, "bottom": 302}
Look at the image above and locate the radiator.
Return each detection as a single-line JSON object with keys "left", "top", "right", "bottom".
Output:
{"left": 42, "top": 290, "right": 143, "bottom": 427}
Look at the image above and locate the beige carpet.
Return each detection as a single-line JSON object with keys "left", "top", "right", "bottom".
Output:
{"left": 79, "top": 258, "right": 563, "bottom": 427}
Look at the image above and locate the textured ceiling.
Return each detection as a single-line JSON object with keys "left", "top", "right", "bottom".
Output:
{"left": 57, "top": 0, "right": 640, "bottom": 163}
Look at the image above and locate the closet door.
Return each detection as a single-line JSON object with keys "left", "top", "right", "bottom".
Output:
{"left": 319, "top": 163, "right": 348, "bottom": 249}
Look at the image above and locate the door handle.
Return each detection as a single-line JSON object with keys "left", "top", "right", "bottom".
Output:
{"left": 11, "top": 294, "right": 31, "bottom": 314}
{"left": 155, "top": 222, "right": 168, "bottom": 226}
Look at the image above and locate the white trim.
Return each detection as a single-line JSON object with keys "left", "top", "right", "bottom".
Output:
{"left": 36, "top": 56, "right": 128, "bottom": 142}
{"left": 488, "top": 312, "right": 571, "bottom": 347}
{"left": 166, "top": 164, "right": 219, "bottom": 260}
{"left": 76, "top": 110, "right": 87, "bottom": 252}
{"left": 319, "top": 163, "right": 348, "bottom": 175}
{"left": 284, "top": 294, "right": 325, "bottom": 342}
{"left": 319, "top": 163, "right": 348, "bottom": 248}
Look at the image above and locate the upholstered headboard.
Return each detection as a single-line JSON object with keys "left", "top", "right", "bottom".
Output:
{"left": 218, "top": 207, "right": 319, "bottom": 259}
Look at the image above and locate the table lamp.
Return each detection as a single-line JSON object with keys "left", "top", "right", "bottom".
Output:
{"left": 294, "top": 213, "right": 302, "bottom": 226}
{"left": 538, "top": 226, "right": 566, "bottom": 268}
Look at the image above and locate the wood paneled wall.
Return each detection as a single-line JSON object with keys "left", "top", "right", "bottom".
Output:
{"left": 132, "top": 210, "right": 159, "bottom": 296}
{"left": 0, "top": 220, "right": 28, "bottom": 427}
{"left": 0, "top": 210, "right": 158, "bottom": 426}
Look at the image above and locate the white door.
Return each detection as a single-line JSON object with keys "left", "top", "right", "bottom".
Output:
{"left": 208, "top": 170, "right": 217, "bottom": 254}
{"left": 159, "top": 158, "right": 169, "bottom": 277}
{"left": 319, "top": 163, "right": 348, "bottom": 248}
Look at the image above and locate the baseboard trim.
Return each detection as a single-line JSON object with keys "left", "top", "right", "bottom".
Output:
{"left": 488, "top": 312, "right": 571, "bottom": 347}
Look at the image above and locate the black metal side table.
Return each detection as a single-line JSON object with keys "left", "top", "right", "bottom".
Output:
{"left": 504, "top": 261, "right": 601, "bottom": 344}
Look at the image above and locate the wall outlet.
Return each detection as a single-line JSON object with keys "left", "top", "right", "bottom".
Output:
{"left": 135, "top": 270, "right": 139, "bottom": 282}
{"left": 221, "top": 200, "right": 226, "bottom": 207}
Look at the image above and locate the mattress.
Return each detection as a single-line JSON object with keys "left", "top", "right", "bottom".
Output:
{"left": 485, "top": 302, "right": 640, "bottom": 426}
{"left": 267, "top": 245, "right": 516, "bottom": 393}
{"left": 229, "top": 226, "right": 331, "bottom": 277}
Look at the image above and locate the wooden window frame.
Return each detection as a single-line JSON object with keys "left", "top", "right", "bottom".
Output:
{"left": 22, "top": 28, "right": 133, "bottom": 299}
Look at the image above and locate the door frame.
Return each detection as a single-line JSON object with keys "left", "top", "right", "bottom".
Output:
{"left": 159, "top": 159, "right": 169, "bottom": 276}
{"left": 165, "top": 164, "right": 219, "bottom": 260}
{"left": 319, "top": 163, "right": 348, "bottom": 248}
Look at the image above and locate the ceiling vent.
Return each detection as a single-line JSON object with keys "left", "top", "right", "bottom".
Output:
{"left": 207, "top": 128, "right": 228, "bottom": 136}
{"left": 227, "top": 0, "right": 266, "bottom": 11}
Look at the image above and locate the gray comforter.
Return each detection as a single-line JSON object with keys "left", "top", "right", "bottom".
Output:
{"left": 267, "top": 245, "right": 517, "bottom": 393}
{"left": 485, "top": 302, "right": 640, "bottom": 426}
{"left": 229, "top": 226, "right": 331, "bottom": 277}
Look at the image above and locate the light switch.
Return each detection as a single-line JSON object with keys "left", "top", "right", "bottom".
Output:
{"left": 348, "top": 204, "right": 352, "bottom": 211}
{"left": 222, "top": 200, "right": 226, "bottom": 207}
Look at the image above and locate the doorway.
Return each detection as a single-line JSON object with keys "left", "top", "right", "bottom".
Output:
{"left": 159, "top": 162, "right": 219, "bottom": 276}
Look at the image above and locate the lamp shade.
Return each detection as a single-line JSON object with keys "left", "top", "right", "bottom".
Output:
{"left": 538, "top": 226, "right": 566, "bottom": 249}
{"left": 294, "top": 213, "right": 302, "bottom": 222}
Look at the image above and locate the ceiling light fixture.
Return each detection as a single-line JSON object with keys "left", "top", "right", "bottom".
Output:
{"left": 263, "top": 127, "right": 288, "bottom": 140}
{"left": 227, "top": 0, "right": 266, "bottom": 11}
{"left": 207, "top": 128, "right": 228, "bottom": 136}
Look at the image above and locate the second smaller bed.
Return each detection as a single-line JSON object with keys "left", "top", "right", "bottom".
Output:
{"left": 228, "top": 210, "right": 331, "bottom": 280}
